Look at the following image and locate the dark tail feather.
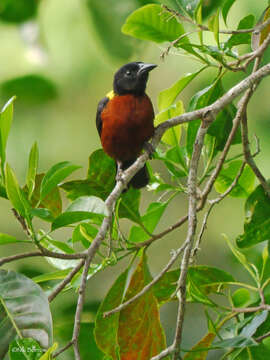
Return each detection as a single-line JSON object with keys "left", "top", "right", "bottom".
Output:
{"left": 122, "top": 160, "right": 150, "bottom": 189}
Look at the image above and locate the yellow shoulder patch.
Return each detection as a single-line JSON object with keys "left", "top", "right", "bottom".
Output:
{"left": 106, "top": 90, "right": 115, "bottom": 100}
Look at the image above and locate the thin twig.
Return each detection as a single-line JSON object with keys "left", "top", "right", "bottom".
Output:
{"left": 193, "top": 161, "right": 246, "bottom": 257}
{"left": 172, "top": 117, "right": 212, "bottom": 360}
{"left": 0, "top": 251, "right": 42, "bottom": 266}
{"left": 52, "top": 340, "right": 74, "bottom": 358}
{"left": 48, "top": 259, "right": 85, "bottom": 302}
{"left": 256, "top": 331, "right": 270, "bottom": 343}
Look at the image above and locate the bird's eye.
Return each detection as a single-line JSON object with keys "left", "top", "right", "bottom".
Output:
{"left": 126, "top": 70, "right": 131, "bottom": 76}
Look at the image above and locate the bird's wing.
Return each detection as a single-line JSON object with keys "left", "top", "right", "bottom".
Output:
{"left": 96, "top": 96, "right": 109, "bottom": 137}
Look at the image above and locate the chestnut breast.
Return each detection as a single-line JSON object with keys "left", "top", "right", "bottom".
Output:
{"left": 101, "top": 94, "right": 155, "bottom": 162}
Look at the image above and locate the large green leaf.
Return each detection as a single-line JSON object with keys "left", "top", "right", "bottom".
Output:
{"left": 1, "top": 75, "right": 57, "bottom": 104}
{"left": 187, "top": 79, "right": 241, "bottom": 158}
{"left": 222, "top": 0, "right": 237, "bottom": 25}
{"left": 155, "top": 101, "right": 184, "bottom": 146}
{"left": 40, "top": 161, "right": 81, "bottom": 201}
{"left": 153, "top": 265, "right": 234, "bottom": 305}
{"left": 214, "top": 161, "right": 255, "bottom": 198}
{"left": 0, "top": 270, "right": 53, "bottom": 359}
{"left": 0, "top": 96, "right": 15, "bottom": 167}
{"left": 226, "top": 15, "right": 255, "bottom": 49}
{"left": 0, "top": 0, "right": 39, "bottom": 23}
{"left": 51, "top": 196, "right": 107, "bottom": 230}
{"left": 8, "top": 338, "right": 43, "bottom": 360}
{"left": 122, "top": 4, "right": 187, "bottom": 44}
{"left": 237, "top": 183, "right": 270, "bottom": 248}
{"left": 157, "top": 69, "right": 204, "bottom": 111}
{"left": 86, "top": 0, "right": 137, "bottom": 61}
{"left": 61, "top": 149, "right": 116, "bottom": 201}
{"left": 128, "top": 201, "right": 168, "bottom": 243}
{"left": 0, "top": 233, "right": 26, "bottom": 245}
{"left": 26, "top": 173, "right": 62, "bottom": 219}
{"left": 118, "top": 187, "right": 141, "bottom": 224}
{"left": 94, "top": 270, "right": 129, "bottom": 359}
{"left": 39, "top": 234, "right": 79, "bottom": 270}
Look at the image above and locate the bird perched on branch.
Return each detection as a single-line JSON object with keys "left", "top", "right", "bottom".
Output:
{"left": 96, "top": 61, "right": 157, "bottom": 189}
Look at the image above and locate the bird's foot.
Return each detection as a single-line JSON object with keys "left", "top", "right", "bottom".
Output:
{"left": 116, "top": 161, "right": 127, "bottom": 190}
{"left": 143, "top": 142, "right": 155, "bottom": 159}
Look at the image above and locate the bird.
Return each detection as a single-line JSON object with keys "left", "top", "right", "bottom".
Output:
{"left": 96, "top": 61, "right": 157, "bottom": 189}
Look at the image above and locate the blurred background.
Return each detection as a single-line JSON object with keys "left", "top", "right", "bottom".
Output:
{"left": 1, "top": 0, "right": 270, "bottom": 358}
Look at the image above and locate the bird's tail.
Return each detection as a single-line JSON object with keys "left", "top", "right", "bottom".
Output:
{"left": 122, "top": 160, "right": 150, "bottom": 189}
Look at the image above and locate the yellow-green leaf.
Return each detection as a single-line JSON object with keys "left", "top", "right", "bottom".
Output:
{"left": 155, "top": 101, "right": 184, "bottom": 146}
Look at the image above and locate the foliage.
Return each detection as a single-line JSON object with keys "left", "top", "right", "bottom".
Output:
{"left": 1, "top": 1, "right": 270, "bottom": 360}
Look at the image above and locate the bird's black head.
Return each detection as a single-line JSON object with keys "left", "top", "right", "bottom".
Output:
{"left": 113, "top": 61, "right": 157, "bottom": 96}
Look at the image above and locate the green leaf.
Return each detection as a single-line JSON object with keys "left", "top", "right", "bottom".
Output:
{"left": 222, "top": 0, "right": 237, "bottom": 25}
{"left": 65, "top": 195, "right": 108, "bottom": 214}
{"left": 215, "top": 161, "right": 255, "bottom": 198}
{"left": 30, "top": 208, "right": 54, "bottom": 222}
{"left": 5, "top": 163, "right": 30, "bottom": 218}
{"left": 249, "top": 340, "right": 270, "bottom": 359}
{"left": 0, "top": 233, "right": 22, "bottom": 245}
{"left": 94, "top": 269, "right": 129, "bottom": 359}
{"left": 52, "top": 196, "right": 107, "bottom": 231}
{"left": 27, "top": 173, "right": 62, "bottom": 218}
{"left": 39, "top": 233, "right": 79, "bottom": 270}
{"left": 163, "top": 146, "right": 188, "bottom": 178}
{"left": 8, "top": 338, "right": 43, "bottom": 359}
{"left": 0, "top": 0, "right": 38, "bottom": 23}
{"left": 129, "top": 201, "right": 168, "bottom": 243}
{"left": 0, "top": 96, "right": 15, "bottom": 167}
{"left": 0, "top": 269, "right": 53, "bottom": 359}
{"left": 224, "top": 235, "right": 258, "bottom": 280}
{"left": 154, "top": 265, "right": 234, "bottom": 306}
{"left": 158, "top": 69, "right": 204, "bottom": 111}
{"left": 187, "top": 79, "right": 241, "bottom": 158}
{"left": 118, "top": 187, "right": 141, "bottom": 224}
{"left": 40, "top": 161, "right": 81, "bottom": 201}
{"left": 118, "top": 253, "right": 168, "bottom": 359}
{"left": 236, "top": 183, "right": 270, "bottom": 248}
{"left": 52, "top": 211, "right": 104, "bottom": 231}
{"left": 232, "top": 288, "right": 251, "bottom": 308}
{"left": 240, "top": 311, "right": 268, "bottom": 338}
{"left": 33, "top": 270, "right": 70, "bottom": 283}
{"left": 61, "top": 149, "right": 116, "bottom": 201}
{"left": 26, "top": 142, "right": 39, "bottom": 200}
{"left": 226, "top": 15, "right": 255, "bottom": 49}
{"left": 213, "top": 335, "right": 257, "bottom": 349}
{"left": 122, "top": 4, "right": 187, "bottom": 44}
{"left": 187, "top": 265, "right": 235, "bottom": 306}
{"left": 1, "top": 75, "right": 57, "bottom": 104}
{"left": 213, "top": 10, "right": 220, "bottom": 48}
{"left": 72, "top": 223, "right": 98, "bottom": 248}
{"left": 155, "top": 101, "right": 184, "bottom": 146}
{"left": 188, "top": 265, "right": 235, "bottom": 289}
{"left": 153, "top": 269, "right": 179, "bottom": 304}
{"left": 86, "top": 0, "right": 136, "bottom": 61}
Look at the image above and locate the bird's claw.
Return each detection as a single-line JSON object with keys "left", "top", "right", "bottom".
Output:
{"left": 143, "top": 142, "right": 155, "bottom": 159}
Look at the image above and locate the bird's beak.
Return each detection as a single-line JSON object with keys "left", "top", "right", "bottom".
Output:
{"left": 138, "top": 63, "right": 157, "bottom": 76}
